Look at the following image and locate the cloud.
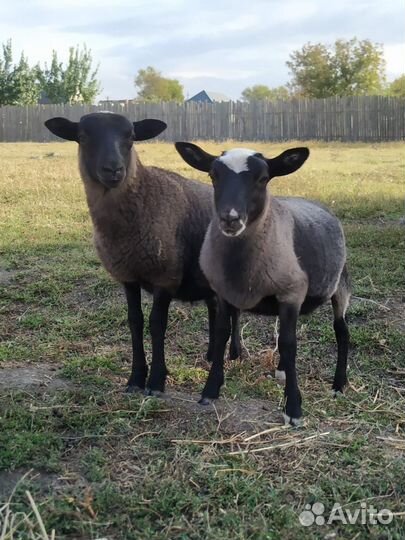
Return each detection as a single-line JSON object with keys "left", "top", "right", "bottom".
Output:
{"left": 385, "top": 43, "right": 405, "bottom": 79}
{"left": 0, "top": 0, "right": 403, "bottom": 100}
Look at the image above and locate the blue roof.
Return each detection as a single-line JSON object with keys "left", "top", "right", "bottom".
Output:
{"left": 187, "top": 90, "right": 230, "bottom": 103}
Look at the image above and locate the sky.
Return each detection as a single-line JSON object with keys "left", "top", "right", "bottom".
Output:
{"left": 1, "top": 0, "right": 404, "bottom": 101}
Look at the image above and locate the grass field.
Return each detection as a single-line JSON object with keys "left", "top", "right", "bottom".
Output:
{"left": 0, "top": 140, "right": 404, "bottom": 539}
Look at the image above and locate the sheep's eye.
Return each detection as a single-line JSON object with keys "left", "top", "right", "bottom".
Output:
{"left": 78, "top": 133, "right": 88, "bottom": 144}
{"left": 209, "top": 172, "right": 217, "bottom": 183}
{"left": 258, "top": 176, "right": 268, "bottom": 184}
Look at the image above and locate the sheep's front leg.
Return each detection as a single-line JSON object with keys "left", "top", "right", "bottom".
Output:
{"left": 205, "top": 298, "right": 241, "bottom": 362}
{"left": 229, "top": 306, "right": 242, "bottom": 360}
{"left": 205, "top": 296, "right": 217, "bottom": 362}
{"left": 146, "top": 288, "right": 172, "bottom": 396}
{"left": 124, "top": 282, "right": 148, "bottom": 392}
{"left": 199, "top": 299, "right": 232, "bottom": 404}
{"left": 278, "top": 303, "right": 302, "bottom": 426}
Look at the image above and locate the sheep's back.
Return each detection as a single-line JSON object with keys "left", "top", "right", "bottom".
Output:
{"left": 146, "top": 167, "right": 214, "bottom": 299}
{"left": 276, "top": 197, "right": 346, "bottom": 298}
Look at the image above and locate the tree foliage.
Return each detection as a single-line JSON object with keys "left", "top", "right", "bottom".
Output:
{"left": 241, "top": 84, "right": 290, "bottom": 102}
{"left": 287, "top": 39, "right": 386, "bottom": 98}
{"left": 0, "top": 40, "right": 39, "bottom": 105}
{"left": 37, "top": 45, "right": 100, "bottom": 104}
{"left": 134, "top": 66, "right": 184, "bottom": 102}
{"left": 388, "top": 75, "right": 405, "bottom": 97}
{"left": 0, "top": 40, "right": 100, "bottom": 106}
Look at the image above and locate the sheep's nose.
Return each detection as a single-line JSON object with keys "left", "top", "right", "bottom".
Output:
{"left": 220, "top": 209, "right": 240, "bottom": 224}
{"left": 102, "top": 165, "right": 124, "bottom": 175}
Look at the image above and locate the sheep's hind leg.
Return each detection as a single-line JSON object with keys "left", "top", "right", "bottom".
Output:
{"left": 205, "top": 296, "right": 217, "bottom": 362}
{"left": 199, "top": 299, "right": 232, "bottom": 404}
{"left": 146, "top": 288, "right": 172, "bottom": 396}
{"left": 331, "top": 315, "right": 349, "bottom": 396}
{"left": 275, "top": 315, "right": 286, "bottom": 382}
{"left": 124, "top": 283, "right": 148, "bottom": 392}
{"left": 229, "top": 306, "right": 242, "bottom": 360}
{"left": 205, "top": 299, "right": 241, "bottom": 362}
{"left": 278, "top": 302, "right": 302, "bottom": 426}
{"left": 331, "top": 269, "right": 350, "bottom": 396}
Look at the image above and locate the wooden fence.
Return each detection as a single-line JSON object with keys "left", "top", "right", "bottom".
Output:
{"left": 0, "top": 96, "right": 404, "bottom": 142}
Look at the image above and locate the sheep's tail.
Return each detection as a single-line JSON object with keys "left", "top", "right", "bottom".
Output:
{"left": 332, "top": 264, "right": 351, "bottom": 319}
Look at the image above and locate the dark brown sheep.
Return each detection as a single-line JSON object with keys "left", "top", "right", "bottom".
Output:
{"left": 44, "top": 113, "right": 241, "bottom": 395}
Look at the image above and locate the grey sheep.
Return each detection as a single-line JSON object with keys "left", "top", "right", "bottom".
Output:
{"left": 175, "top": 142, "right": 350, "bottom": 424}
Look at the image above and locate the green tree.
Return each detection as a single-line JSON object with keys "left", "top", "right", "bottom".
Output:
{"left": 388, "top": 75, "right": 405, "bottom": 97}
{"left": 287, "top": 39, "right": 386, "bottom": 98}
{"left": 10, "top": 54, "right": 39, "bottom": 104}
{"left": 134, "top": 66, "right": 184, "bottom": 102}
{"left": 37, "top": 45, "right": 100, "bottom": 104}
{"left": 0, "top": 40, "right": 39, "bottom": 105}
{"left": 241, "top": 84, "right": 290, "bottom": 101}
{"left": 0, "top": 40, "right": 13, "bottom": 104}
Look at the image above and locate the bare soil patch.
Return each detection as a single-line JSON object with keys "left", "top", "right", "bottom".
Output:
{"left": 158, "top": 388, "right": 281, "bottom": 434}
{"left": 0, "top": 269, "right": 16, "bottom": 285}
{"left": 0, "top": 363, "right": 71, "bottom": 391}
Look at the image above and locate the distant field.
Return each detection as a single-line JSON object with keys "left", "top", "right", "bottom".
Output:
{"left": 0, "top": 141, "right": 404, "bottom": 539}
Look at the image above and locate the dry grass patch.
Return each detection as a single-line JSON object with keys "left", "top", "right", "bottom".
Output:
{"left": 1, "top": 141, "right": 404, "bottom": 539}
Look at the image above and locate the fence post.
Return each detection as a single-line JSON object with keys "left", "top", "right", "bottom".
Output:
{"left": 0, "top": 98, "right": 404, "bottom": 142}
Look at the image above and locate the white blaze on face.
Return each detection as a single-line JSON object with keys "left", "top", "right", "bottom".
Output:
{"left": 219, "top": 148, "right": 256, "bottom": 173}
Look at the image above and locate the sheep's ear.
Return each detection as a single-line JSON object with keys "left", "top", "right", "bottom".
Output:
{"left": 267, "top": 147, "right": 309, "bottom": 177}
{"left": 133, "top": 119, "right": 167, "bottom": 141}
{"left": 44, "top": 118, "right": 79, "bottom": 142}
{"left": 175, "top": 142, "right": 216, "bottom": 172}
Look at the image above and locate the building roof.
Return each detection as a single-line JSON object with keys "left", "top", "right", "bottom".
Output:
{"left": 187, "top": 90, "right": 231, "bottom": 103}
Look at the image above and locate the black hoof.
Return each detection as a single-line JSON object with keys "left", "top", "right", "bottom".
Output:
{"left": 126, "top": 385, "right": 145, "bottom": 394}
{"left": 145, "top": 388, "right": 165, "bottom": 398}
{"left": 282, "top": 413, "right": 303, "bottom": 427}
{"left": 229, "top": 343, "right": 242, "bottom": 361}
{"left": 198, "top": 397, "right": 214, "bottom": 406}
{"left": 332, "top": 381, "right": 347, "bottom": 395}
{"left": 284, "top": 394, "right": 302, "bottom": 424}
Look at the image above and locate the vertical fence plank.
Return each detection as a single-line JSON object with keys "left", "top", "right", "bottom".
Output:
{"left": 0, "top": 98, "right": 404, "bottom": 142}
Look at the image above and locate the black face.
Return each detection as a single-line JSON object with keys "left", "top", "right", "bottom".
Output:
{"left": 79, "top": 113, "right": 134, "bottom": 188}
{"left": 210, "top": 154, "right": 269, "bottom": 236}
{"left": 175, "top": 141, "right": 310, "bottom": 238}
{"left": 44, "top": 113, "right": 167, "bottom": 189}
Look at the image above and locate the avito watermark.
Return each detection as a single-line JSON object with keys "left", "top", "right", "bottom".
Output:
{"left": 299, "top": 502, "right": 393, "bottom": 527}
